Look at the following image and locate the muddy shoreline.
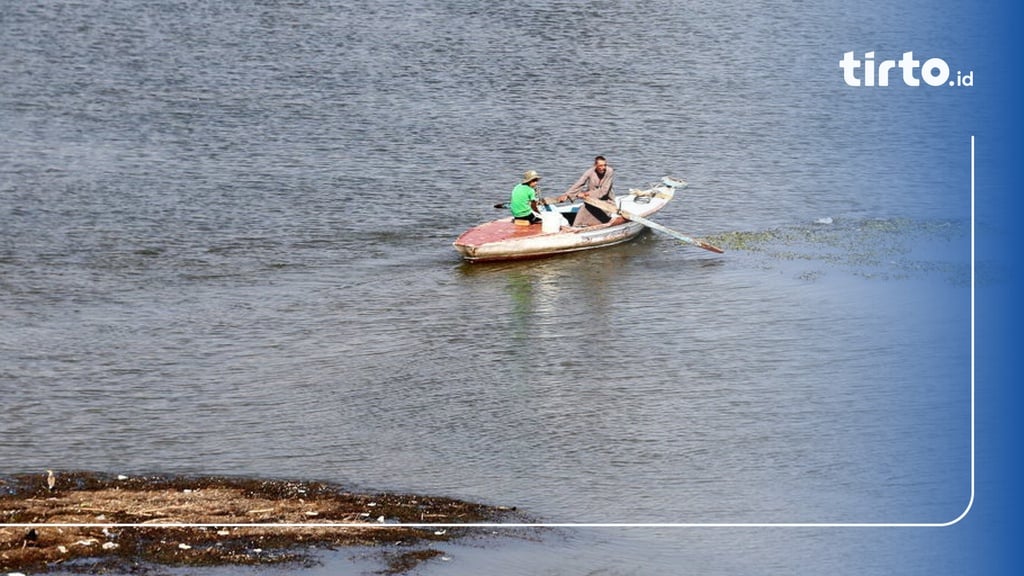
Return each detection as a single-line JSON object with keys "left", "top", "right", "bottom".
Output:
{"left": 1, "top": 471, "right": 525, "bottom": 574}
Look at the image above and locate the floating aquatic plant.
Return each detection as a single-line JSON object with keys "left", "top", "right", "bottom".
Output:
{"left": 704, "top": 217, "right": 968, "bottom": 283}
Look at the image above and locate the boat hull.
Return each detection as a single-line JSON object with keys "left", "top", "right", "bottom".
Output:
{"left": 454, "top": 179, "right": 680, "bottom": 263}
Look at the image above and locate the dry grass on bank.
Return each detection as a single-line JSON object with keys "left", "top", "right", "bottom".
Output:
{"left": 1, "top": 471, "right": 520, "bottom": 574}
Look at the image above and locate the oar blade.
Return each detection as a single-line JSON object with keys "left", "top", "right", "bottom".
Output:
{"left": 693, "top": 238, "right": 725, "bottom": 254}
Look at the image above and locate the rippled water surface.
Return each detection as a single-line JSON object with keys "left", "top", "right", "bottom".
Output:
{"left": 2, "top": 1, "right": 978, "bottom": 573}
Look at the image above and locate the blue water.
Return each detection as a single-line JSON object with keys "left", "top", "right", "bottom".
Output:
{"left": 1, "top": 1, "right": 985, "bottom": 573}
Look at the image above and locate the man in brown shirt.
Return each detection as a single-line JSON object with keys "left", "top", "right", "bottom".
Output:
{"left": 558, "top": 155, "right": 615, "bottom": 227}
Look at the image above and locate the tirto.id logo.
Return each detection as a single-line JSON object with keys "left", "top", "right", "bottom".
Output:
{"left": 840, "top": 51, "right": 973, "bottom": 87}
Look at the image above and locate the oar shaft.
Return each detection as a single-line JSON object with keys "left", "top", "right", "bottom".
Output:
{"left": 494, "top": 195, "right": 561, "bottom": 210}
{"left": 582, "top": 197, "right": 723, "bottom": 254}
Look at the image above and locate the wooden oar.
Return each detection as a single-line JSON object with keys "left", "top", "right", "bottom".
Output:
{"left": 583, "top": 197, "right": 724, "bottom": 254}
{"left": 494, "top": 195, "right": 561, "bottom": 210}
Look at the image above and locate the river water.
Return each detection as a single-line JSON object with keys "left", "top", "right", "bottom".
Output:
{"left": 2, "top": 1, "right": 986, "bottom": 574}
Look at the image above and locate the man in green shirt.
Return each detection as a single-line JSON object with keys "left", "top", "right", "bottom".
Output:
{"left": 509, "top": 170, "right": 543, "bottom": 225}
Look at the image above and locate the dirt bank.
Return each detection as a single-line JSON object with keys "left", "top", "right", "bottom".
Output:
{"left": 1, "top": 471, "right": 522, "bottom": 574}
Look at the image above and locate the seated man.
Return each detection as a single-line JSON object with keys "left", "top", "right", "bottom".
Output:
{"left": 510, "top": 170, "right": 543, "bottom": 225}
{"left": 558, "top": 156, "right": 615, "bottom": 227}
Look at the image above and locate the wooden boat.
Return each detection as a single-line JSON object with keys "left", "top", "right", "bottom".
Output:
{"left": 453, "top": 176, "right": 691, "bottom": 262}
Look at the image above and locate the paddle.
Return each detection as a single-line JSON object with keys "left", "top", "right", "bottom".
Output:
{"left": 493, "top": 195, "right": 561, "bottom": 210}
{"left": 582, "top": 196, "right": 724, "bottom": 254}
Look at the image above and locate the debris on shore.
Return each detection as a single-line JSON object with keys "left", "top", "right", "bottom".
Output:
{"left": 1, "top": 471, "right": 522, "bottom": 574}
